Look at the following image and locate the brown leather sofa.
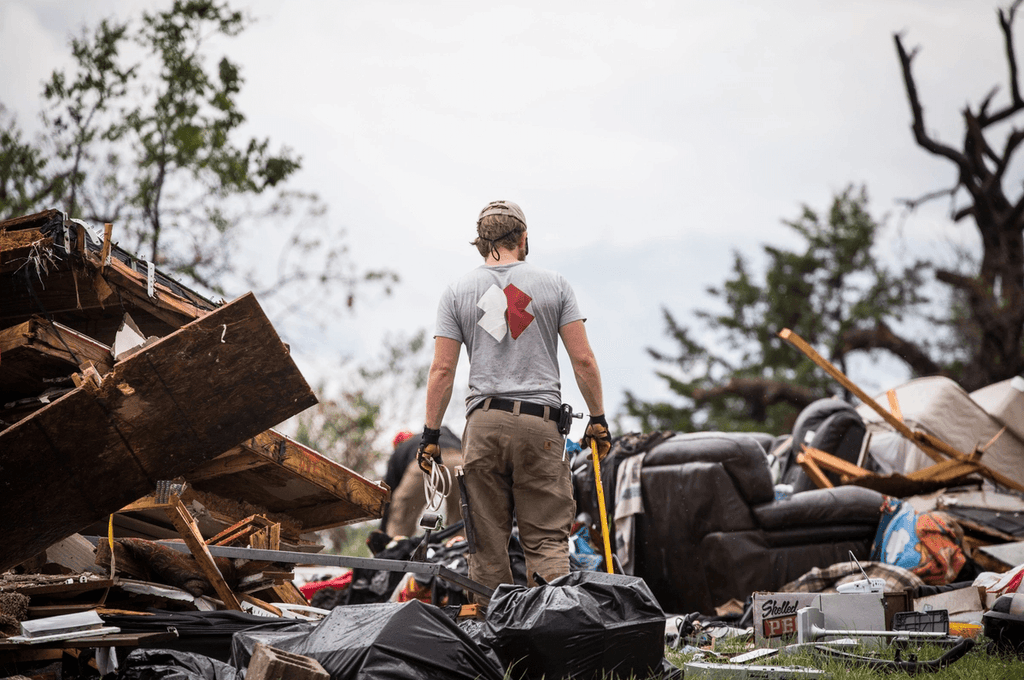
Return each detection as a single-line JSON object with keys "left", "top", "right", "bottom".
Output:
{"left": 572, "top": 432, "right": 886, "bottom": 615}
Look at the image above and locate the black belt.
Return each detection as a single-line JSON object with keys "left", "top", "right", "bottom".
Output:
{"left": 473, "top": 398, "right": 555, "bottom": 421}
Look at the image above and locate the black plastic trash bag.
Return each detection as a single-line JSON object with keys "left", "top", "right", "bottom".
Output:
{"left": 481, "top": 571, "right": 666, "bottom": 680}
{"left": 103, "top": 609, "right": 296, "bottom": 662}
{"left": 118, "top": 648, "right": 242, "bottom": 680}
{"left": 232, "top": 600, "right": 504, "bottom": 680}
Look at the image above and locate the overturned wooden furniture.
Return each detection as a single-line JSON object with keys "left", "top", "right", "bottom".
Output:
{"left": 0, "top": 293, "right": 318, "bottom": 572}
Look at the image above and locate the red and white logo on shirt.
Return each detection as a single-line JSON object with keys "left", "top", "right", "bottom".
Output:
{"left": 478, "top": 284, "right": 534, "bottom": 341}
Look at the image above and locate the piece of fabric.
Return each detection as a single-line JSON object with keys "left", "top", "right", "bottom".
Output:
{"left": 781, "top": 560, "right": 925, "bottom": 593}
{"left": 299, "top": 571, "right": 352, "bottom": 600}
{"left": 870, "top": 497, "right": 966, "bottom": 585}
{"left": 976, "top": 564, "right": 1024, "bottom": 598}
{"left": 614, "top": 451, "right": 646, "bottom": 575}
{"left": 569, "top": 524, "right": 603, "bottom": 572}
{"left": 435, "top": 261, "right": 583, "bottom": 413}
{"left": 462, "top": 406, "right": 574, "bottom": 603}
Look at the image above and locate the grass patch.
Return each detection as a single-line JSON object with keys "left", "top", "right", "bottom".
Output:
{"left": 663, "top": 637, "right": 1024, "bottom": 679}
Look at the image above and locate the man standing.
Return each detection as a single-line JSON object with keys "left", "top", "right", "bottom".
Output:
{"left": 418, "top": 200, "right": 610, "bottom": 604}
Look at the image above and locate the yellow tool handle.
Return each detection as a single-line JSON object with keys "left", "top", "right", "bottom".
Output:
{"left": 591, "top": 440, "right": 614, "bottom": 574}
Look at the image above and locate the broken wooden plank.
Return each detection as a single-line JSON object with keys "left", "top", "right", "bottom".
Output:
{"left": 795, "top": 450, "right": 833, "bottom": 489}
{"left": 100, "top": 223, "right": 113, "bottom": 271}
{"left": 0, "top": 293, "right": 318, "bottom": 573}
{"left": 96, "top": 258, "right": 209, "bottom": 329}
{"left": 906, "top": 458, "right": 983, "bottom": 483}
{"left": 237, "top": 593, "right": 282, "bottom": 617}
{"left": 0, "top": 319, "right": 113, "bottom": 407}
{"left": 206, "top": 514, "right": 280, "bottom": 549}
{"left": 779, "top": 328, "right": 1024, "bottom": 493}
{"left": 263, "top": 582, "right": 307, "bottom": 607}
{"left": 184, "top": 430, "right": 389, "bottom": 532}
{"left": 801, "top": 446, "right": 873, "bottom": 481}
{"left": 163, "top": 497, "right": 241, "bottom": 610}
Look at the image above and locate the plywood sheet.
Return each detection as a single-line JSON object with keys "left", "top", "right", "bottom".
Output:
{"left": 0, "top": 293, "right": 317, "bottom": 572}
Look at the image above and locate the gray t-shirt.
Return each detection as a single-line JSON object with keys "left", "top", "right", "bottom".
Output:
{"left": 435, "top": 261, "right": 584, "bottom": 413}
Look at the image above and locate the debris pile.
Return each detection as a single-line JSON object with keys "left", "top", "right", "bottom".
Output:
{"left": 0, "top": 210, "right": 390, "bottom": 673}
{"left": 7, "top": 210, "right": 1024, "bottom": 677}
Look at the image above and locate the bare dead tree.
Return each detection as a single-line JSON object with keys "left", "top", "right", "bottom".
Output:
{"left": 895, "top": 1, "right": 1024, "bottom": 389}
{"left": 840, "top": 321, "right": 945, "bottom": 378}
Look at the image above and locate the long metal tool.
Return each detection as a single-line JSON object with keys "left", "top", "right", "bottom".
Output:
{"left": 455, "top": 466, "right": 477, "bottom": 554}
{"left": 591, "top": 440, "right": 614, "bottom": 574}
{"left": 87, "top": 538, "right": 493, "bottom": 599}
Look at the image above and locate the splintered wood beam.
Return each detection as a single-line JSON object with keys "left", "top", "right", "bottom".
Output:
{"left": 801, "top": 446, "right": 872, "bottom": 480}
{"left": 266, "top": 583, "right": 308, "bottom": 607}
{"left": 0, "top": 293, "right": 318, "bottom": 572}
{"left": 0, "top": 319, "right": 112, "bottom": 407}
{"left": 237, "top": 594, "right": 282, "bottom": 617}
{"left": 906, "top": 458, "right": 984, "bottom": 483}
{"left": 96, "top": 261, "right": 208, "bottom": 328}
{"left": 779, "top": 329, "right": 927, "bottom": 440}
{"left": 100, "top": 224, "right": 113, "bottom": 271}
{"left": 779, "top": 328, "right": 1024, "bottom": 494}
{"left": 887, "top": 389, "right": 904, "bottom": 422}
{"left": 795, "top": 450, "right": 834, "bottom": 489}
{"left": 242, "top": 431, "right": 389, "bottom": 516}
{"left": 205, "top": 514, "right": 279, "bottom": 548}
{"left": 250, "top": 523, "right": 280, "bottom": 551}
{"left": 164, "top": 496, "right": 241, "bottom": 610}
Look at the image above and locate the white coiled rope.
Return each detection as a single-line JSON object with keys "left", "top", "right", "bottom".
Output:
{"left": 422, "top": 457, "right": 452, "bottom": 515}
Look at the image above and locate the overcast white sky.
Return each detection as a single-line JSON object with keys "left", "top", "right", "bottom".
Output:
{"left": 1, "top": 1, "right": 1012, "bottom": 436}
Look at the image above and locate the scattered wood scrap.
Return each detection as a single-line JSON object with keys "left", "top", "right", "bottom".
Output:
{"left": 797, "top": 445, "right": 985, "bottom": 497}
{"left": 779, "top": 328, "right": 1024, "bottom": 494}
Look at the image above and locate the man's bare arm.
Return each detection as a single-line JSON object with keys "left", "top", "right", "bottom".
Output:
{"left": 424, "top": 336, "right": 461, "bottom": 429}
{"left": 560, "top": 319, "right": 604, "bottom": 416}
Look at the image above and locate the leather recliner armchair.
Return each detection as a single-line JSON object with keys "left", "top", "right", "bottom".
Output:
{"left": 572, "top": 432, "right": 885, "bottom": 615}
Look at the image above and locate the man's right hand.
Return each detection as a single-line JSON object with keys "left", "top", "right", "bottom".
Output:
{"left": 417, "top": 426, "right": 442, "bottom": 474}
{"left": 581, "top": 414, "right": 612, "bottom": 461}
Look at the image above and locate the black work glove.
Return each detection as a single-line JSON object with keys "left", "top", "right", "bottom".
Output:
{"left": 417, "top": 426, "right": 442, "bottom": 474}
{"left": 581, "top": 414, "right": 612, "bottom": 461}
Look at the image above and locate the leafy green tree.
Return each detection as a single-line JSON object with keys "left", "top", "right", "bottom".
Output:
{"left": 0, "top": 106, "right": 56, "bottom": 216}
{"left": 1, "top": 0, "right": 395, "bottom": 312}
{"left": 626, "top": 186, "right": 930, "bottom": 434}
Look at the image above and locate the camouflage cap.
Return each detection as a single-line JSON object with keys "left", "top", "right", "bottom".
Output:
{"left": 477, "top": 200, "right": 526, "bottom": 229}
